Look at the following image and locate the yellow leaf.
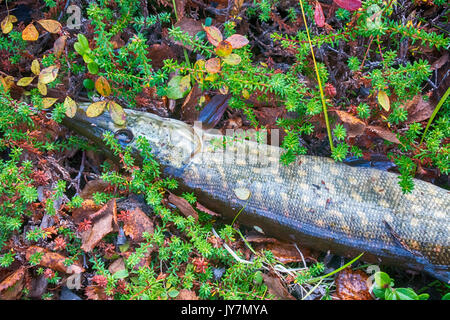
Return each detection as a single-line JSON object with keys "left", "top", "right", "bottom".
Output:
{"left": 37, "top": 82, "right": 47, "bottom": 96}
{"left": 215, "top": 41, "right": 233, "bottom": 57}
{"left": 37, "top": 19, "right": 62, "bottom": 33}
{"left": 86, "top": 101, "right": 107, "bottom": 117}
{"left": 378, "top": 90, "right": 390, "bottom": 111}
{"left": 31, "top": 59, "right": 40, "bottom": 75}
{"left": 108, "top": 101, "right": 126, "bottom": 125}
{"left": 95, "top": 76, "right": 111, "bottom": 97}
{"left": 64, "top": 96, "right": 77, "bottom": 118}
{"left": 22, "top": 23, "right": 39, "bottom": 41}
{"left": 16, "top": 77, "right": 35, "bottom": 86}
{"left": 42, "top": 97, "right": 58, "bottom": 109}
{"left": 1, "top": 15, "right": 15, "bottom": 34}
{"left": 39, "top": 65, "right": 59, "bottom": 84}
{"left": 0, "top": 76, "right": 14, "bottom": 92}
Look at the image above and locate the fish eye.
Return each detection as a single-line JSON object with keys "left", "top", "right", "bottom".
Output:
{"left": 114, "top": 129, "right": 134, "bottom": 145}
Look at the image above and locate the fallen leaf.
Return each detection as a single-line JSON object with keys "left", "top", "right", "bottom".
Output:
{"left": 166, "top": 75, "right": 191, "bottom": 100}
{"left": 53, "top": 35, "right": 67, "bottom": 58}
{"left": 404, "top": 95, "right": 434, "bottom": 124}
{"left": 64, "top": 96, "right": 77, "bottom": 118}
{"left": 262, "top": 273, "right": 296, "bottom": 300}
{"left": 1, "top": 15, "right": 16, "bottom": 34}
{"left": 314, "top": 1, "right": 325, "bottom": 27}
{"left": 176, "top": 289, "right": 199, "bottom": 300}
{"left": 41, "top": 97, "right": 58, "bottom": 109}
{"left": 71, "top": 199, "right": 103, "bottom": 224}
{"left": 108, "top": 101, "right": 126, "bottom": 125}
{"left": 173, "top": 18, "right": 204, "bottom": 50}
{"left": 431, "top": 53, "right": 448, "bottom": 70}
{"left": 204, "top": 25, "right": 223, "bottom": 46}
{"left": 95, "top": 76, "right": 111, "bottom": 97}
{"left": 377, "top": 90, "right": 390, "bottom": 111}
{"left": 233, "top": 187, "right": 251, "bottom": 200}
{"left": 334, "top": 0, "right": 362, "bottom": 11}
{"left": 86, "top": 101, "right": 107, "bottom": 117}
{"left": 108, "top": 258, "right": 126, "bottom": 275}
{"left": 196, "top": 202, "right": 221, "bottom": 217}
{"left": 335, "top": 268, "right": 373, "bottom": 300}
{"left": 79, "top": 180, "right": 111, "bottom": 200}
{"left": 37, "top": 19, "right": 62, "bottom": 33}
{"left": 168, "top": 193, "right": 199, "bottom": 221}
{"left": 26, "top": 246, "right": 84, "bottom": 274}
{"left": 335, "top": 110, "right": 366, "bottom": 138}
{"left": 37, "top": 82, "right": 47, "bottom": 96}
{"left": 39, "top": 65, "right": 59, "bottom": 84}
{"left": 16, "top": 77, "right": 35, "bottom": 86}
{"left": 31, "top": 59, "right": 40, "bottom": 75}
{"left": 123, "top": 207, "right": 154, "bottom": 242}
{"left": 22, "top": 23, "right": 39, "bottom": 41}
{"left": 366, "top": 125, "right": 400, "bottom": 144}
{"left": 80, "top": 199, "right": 116, "bottom": 252}
{"left": 0, "top": 266, "right": 26, "bottom": 292}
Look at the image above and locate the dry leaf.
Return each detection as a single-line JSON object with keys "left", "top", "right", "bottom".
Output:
{"left": 26, "top": 246, "right": 84, "bottom": 274}
{"left": 108, "top": 101, "right": 126, "bottom": 125}
{"left": 366, "top": 125, "right": 400, "bottom": 144}
{"left": 176, "top": 289, "right": 199, "bottom": 300}
{"left": 0, "top": 266, "right": 26, "bottom": 292}
{"left": 1, "top": 15, "right": 16, "bottom": 34}
{"left": 31, "top": 59, "right": 40, "bottom": 75}
{"left": 22, "top": 23, "right": 39, "bottom": 41}
{"left": 108, "top": 258, "right": 126, "bottom": 275}
{"left": 72, "top": 199, "right": 103, "bottom": 223}
{"left": 334, "top": 0, "right": 362, "bottom": 11}
{"left": 86, "top": 101, "right": 107, "bottom": 117}
{"left": 123, "top": 207, "right": 154, "bottom": 242}
{"left": 80, "top": 199, "right": 116, "bottom": 252}
{"left": 64, "top": 96, "right": 77, "bottom": 118}
{"left": 39, "top": 65, "right": 59, "bottom": 84}
{"left": 168, "top": 193, "right": 199, "bottom": 221}
{"left": 79, "top": 180, "right": 111, "bottom": 200}
{"left": 335, "top": 268, "right": 372, "bottom": 300}
{"left": 16, "top": 77, "right": 35, "bottom": 87}
{"left": 335, "top": 110, "right": 366, "bottom": 138}
{"left": 37, "top": 19, "right": 62, "bottom": 33}
{"left": 53, "top": 35, "right": 67, "bottom": 58}
{"left": 314, "top": 1, "right": 325, "bottom": 27}
{"left": 0, "top": 267, "right": 26, "bottom": 300}
{"left": 41, "top": 97, "right": 58, "bottom": 109}
{"left": 404, "top": 95, "right": 434, "bottom": 124}
{"left": 195, "top": 202, "right": 220, "bottom": 217}
{"left": 37, "top": 82, "right": 47, "bottom": 96}
{"left": 262, "top": 273, "right": 296, "bottom": 300}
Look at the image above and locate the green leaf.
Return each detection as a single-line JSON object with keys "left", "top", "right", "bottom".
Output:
{"left": 83, "top": 79, "right": 95, "bottom": 90}
{"left": 167, "top": 289, "right": 179, "bottom": 298}
{"left": 223, "top": 53, "right": 242, "bottom": 66}
{"left": 166, "top": 75, "right": 191, "bottom": 100}
{"left": 77, "top": 34, "right": 89, "bottom": 51}
{"left": 442, "top": 293, "right": 450, "bottom": 300}
{"left": 394, "top": 288, "right": 418, "bottom": 300}
{"left": 113, "top": 269, "right": 129, "bottom": 279}
{"left": 87, "top": 62, "right": 99, "bottom": 74}
{"left": 374, "top": 271, "right": 391, "bottom": 289}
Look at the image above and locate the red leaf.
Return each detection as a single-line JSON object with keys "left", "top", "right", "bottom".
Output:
{"left": 333, "top": 0, "right": 362, "bottom": 11}
{"left": 314, "top": 2, "right": 325, "bottom": 28}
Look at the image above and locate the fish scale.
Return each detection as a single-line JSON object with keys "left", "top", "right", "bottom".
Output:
{"left": 63, "top": 105, "right": 450, "bottom": 282}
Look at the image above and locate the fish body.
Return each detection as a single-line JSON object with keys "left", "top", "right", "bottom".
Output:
{"left": 63, "top": 105, "right": 450, "bottom": 282}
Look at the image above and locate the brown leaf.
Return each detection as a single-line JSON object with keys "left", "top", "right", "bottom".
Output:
{"left": 123, "top": 207, "right": 154, "bottom": 242}
{"left": 174, "top": 18, "right": 203, "bottom": 50}
{"left": 262, "top": 273, "right": 296, "bottom": 300}
{"left": 247, "top": 235, "right": 311, "bottom": 264}
{"left": 72, "top": 199, "right": 103, "bottom": 224}
{"left": 196, "top": 202, "right": 221, "bottom": 217}
{"left": 22, "top": 23, "right": 39, "bottom": 41}
{"left": 335, "top": 268, "right": 373, "bottom": 300}
{"left": 168, "top": 193, "right": 199, "bottom": 221}
{"left": 404, "top": 95, "right": 434, "bottom": 124}
{"left": 366, "top": 125, "right": 400, "bottom": 144}
{"left": 108, "top": 258, "right": 126, "bottom": 275}
{"left": 0, "top": 266, "right": 26, "bottom": 292}
{"left": 79, "top": 180, "right": 111, "bottom": 200}
{"left": 80, "top": 199, "right": 116, "bottom": 252}
{"left": 430, "top": 52, "right": 448, "bottom": 70}
{"left": 335, "top": 110, "right": 366, "bottom": 138}
{"left": 26, "top": 246, "right": 84, "bottom": 274}
{"left": 53, "top": 35, "right": 67, "bottom": 58}
{"left": 176, "top": 289, "right": 199, "bottom": 300}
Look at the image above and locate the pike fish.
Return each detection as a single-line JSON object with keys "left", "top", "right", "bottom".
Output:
{"left": 63, "top": 104, "right": 450, "bottom": 282}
